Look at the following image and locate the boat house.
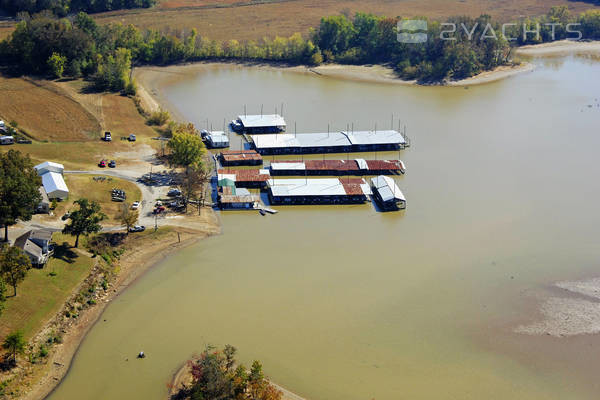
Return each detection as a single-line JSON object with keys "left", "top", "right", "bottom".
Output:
{"left": 270, "top": 159, "right": 405, "bottom": 175}
{"left": 34, "top": 161, "right": 69, "bottom": 200}
{"left": 217, "top": 180, "right": 260, "bottom": 209}
{"left": 234, "top": 114, "right": 286, "bottom": 134}
{"left": 267, "top": 178, "right": 371, "bottom": 205}
{"left": 371, "top": 175, "right": 406, "bottom": 210}
{"left": 251, "top": 130, "right": 407, "bottom": 155}
{"left": 219, "top": 150, "right": 263, "bottom": 166}
{"left": 217, "top": 169, "right": 271, "bottom": 188}
{"left": 205, "top": 131, "right": 230, "bottom": 148}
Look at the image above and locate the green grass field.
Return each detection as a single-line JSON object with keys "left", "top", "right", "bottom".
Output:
{"left": 0, "top": 238, "right": 95, "bottom": 340}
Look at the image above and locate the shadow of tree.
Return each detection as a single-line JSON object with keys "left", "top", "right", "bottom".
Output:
{"left": 52, "top": 242, "right": 78, "bottom": 264}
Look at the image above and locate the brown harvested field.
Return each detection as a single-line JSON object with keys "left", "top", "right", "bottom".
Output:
{"left": 0, "top": 1, "right": 597, "bottom": 41}
{"left": 0, "top": 76, "right": 101, "bottom": 141}
{"left": 89, "top": 0, "right": 600, "bottom": 42}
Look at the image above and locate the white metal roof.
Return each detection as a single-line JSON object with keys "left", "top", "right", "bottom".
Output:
{"left": 252, "top": 130, "right": 405, "bottom": 150}
{"left": 41, "top": 171, "right": 69, "bottom": 198}
{"left": 270, "top": 162, "right": 306, "bottom": 171}
{"left": 346, "top": 130, "right": 407, "bottom": 145}
{"left": 371, "top": 175, "right": 405, "bottom": 202}
{"left": 355, "top": 158, "right": 368, "bottom": 169}
{"left": 268, "top": 178, "right": 370, "bottom": 197}
{"left": 207, "top": 131, "right": 229, "bottom": 144}
{"left": 238, "top": 114, "right": 286, "bottom": 128}
{"left": 34, "top": 161, "right": 65, "bottom": 175}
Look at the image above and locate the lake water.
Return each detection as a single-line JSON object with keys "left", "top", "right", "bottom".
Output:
{"left": 48, "top": 55, "right": 600, "bottom": 400}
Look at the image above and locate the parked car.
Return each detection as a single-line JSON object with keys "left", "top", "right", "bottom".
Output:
{"left": 103, "top": 131, "right": 112, "bottom": 141}
{"left": 128, "top": 134, "right": 136, "bottom": 142}
{"left": 167, "top": 188, "right": 181, "bottom": 197}
{"left": 128, "top": 225, "right": 145, "bottom": 233}
{"left": 131, "top": 201, "right": 140, "bottom": 209}
{"left": 111, "top": 188, "right": 126, "bottom": 202}
{"left": 98, "top": 160, "right": 106, "bottom": 168}
{"left": 108, "top": 160, "right": 116, "bottom": 168}
{"left": 153, "top": 206, "right": 166, "bottom": 214}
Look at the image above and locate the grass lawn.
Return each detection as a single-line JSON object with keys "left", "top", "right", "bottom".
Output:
{"left": 50, "top": 175, "right": 142, "bottom": 225}
{"left": 0, "top": 241, "right": 95, "bottom": 340}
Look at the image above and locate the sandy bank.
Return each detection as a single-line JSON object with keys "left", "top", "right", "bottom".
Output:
{"left": 18, "top": 226, "right": 219, "bottom": 400}
{"left": 516, "top": 277, "right": 600, "bottom": 337}
{"left": 516, "top": 40, "right": 600, "bottom": 57}
{"left": 134, "top": 59, "right": 534, "bottom": 93}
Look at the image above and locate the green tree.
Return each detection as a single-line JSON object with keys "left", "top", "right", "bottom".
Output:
{"left": 117, "top": 203, "right": 138, "bottom": 234}
{"left": 62, "top": 198, "right": 106, "bottom": 247}
{"left": 167, "top": 124, "right": 206, "bottom": 170}
{"left": 2, "top": 331, "right": 26, "bottom": 365}
{"left": 47, "top": 52, "right": 67, "bottom": 78}
{"left": 0, "top": 245, "right": 30, "bottom": 297}
{"left": 0, "top": 150, "right": 41, "bottom": 242}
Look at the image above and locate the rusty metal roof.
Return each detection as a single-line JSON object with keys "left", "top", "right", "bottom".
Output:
{"left": 220, "top": 150, "right": 263, "bottom": 162}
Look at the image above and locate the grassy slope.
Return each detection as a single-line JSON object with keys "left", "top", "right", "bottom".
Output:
{"left": 0, "top": 76, "right": 100, "bottom": 142}
{"left": 0, "top": 237, "right": 95, "bottom": 340}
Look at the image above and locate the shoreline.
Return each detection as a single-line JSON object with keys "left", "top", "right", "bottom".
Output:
{"left": 133, "top": 40, "right": 600, "bottom": 91}
{"left": 19, "top": 226, "right": 220, "bottom": 400}
{"left": 134, "top": 60, "right": 535, "bottom": 91}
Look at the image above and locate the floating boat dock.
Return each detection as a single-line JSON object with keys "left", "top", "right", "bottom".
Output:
{"left": 217, "top": 185, "right": 260, "bottom": 209}
{"left": 269, "top": 159, "right": 405, "bottom": 175}
{"left": 371, "top": 175, "right": 406, "bottom": 210}
{"left": 251, "top": 130, "right": 407, "bottom": 155}
{"left": 204, "top": 131, "right": 229, "bottom": 148}
{"left": 218, "top": 169, "right": 271, "bottom": 188}
{"left": 232, "top": 114, "right": 286, "bottom": 134}
{"left": 268, "top": 178, "right": 372, "bottom": 205}
{"left": 219, "top": 150, "right": 263, "bottom": 166}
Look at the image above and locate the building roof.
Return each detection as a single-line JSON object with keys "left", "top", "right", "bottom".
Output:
{"left": 238, "top": 114, "right": 286, "bottom": 128}
{"left": 268, "top": 178, "right": 371, "bottom": 197}
{"left": 252, "top": 130, "right": 406, "bottom": 150}
{"left": 13, "top": 229, "right": 53, "bottom": 261}
{"left": 41, "top": 171, "right": 69, "bottom": 196}
{"left": 371, "top": 175, "right": 405, "bottom": 202}
{"left": 270, "top": 159, "right": 404, "bottom": 172}
{"left": 207, "top": 131, "right": 229, "bottom": 144}
{"left": 220, "top": 150, "right": 263, "bottom": 162}
{"left": 217, "top": 169, "right": 270, "bottom": 183}
{"left": 34, "top": 161, "right": 64, "bottom": 175}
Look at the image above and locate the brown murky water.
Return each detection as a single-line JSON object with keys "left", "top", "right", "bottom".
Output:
{"left": 49, "top": 56, "right": 600, "bottom": 400}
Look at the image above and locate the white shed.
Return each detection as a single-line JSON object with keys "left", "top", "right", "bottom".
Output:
{"left": 35, "top": 162, "right": 69, "bottom": 200}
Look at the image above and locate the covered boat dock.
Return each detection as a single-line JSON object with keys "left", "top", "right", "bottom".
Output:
{"left": 233, "top": 114, "right": 286, "bottom": 134}
{"left": 269, "top": 159, "right": 405, "bottom": 175}
{"left": 217, "top": 169, "right": 271, "bottom": 188}
{"left": 251, "top": 130, "right": 407, "bottom": 155}
{"left": 219, "top": 150, "right": 263, "bottom": 166}
{"left": 267, "top": 178, "right": 372, "bottom": 205}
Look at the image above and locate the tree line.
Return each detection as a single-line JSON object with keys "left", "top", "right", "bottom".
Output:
{"left": 0, "top": 0, "right": 155, "bottom": 17}
{"left": 1, "top": 7, "right": 600, "bottom": 89}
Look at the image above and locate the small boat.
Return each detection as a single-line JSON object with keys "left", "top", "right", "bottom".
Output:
{"left": 259, "top": 209, "right": 266, "bottom": 216}
{"left": 230, "top": 119, "right": 243, "bottom": 132}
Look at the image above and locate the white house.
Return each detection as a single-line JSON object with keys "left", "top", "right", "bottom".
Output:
{"left": 34, "top": 161, "right": 69, "bottom": 200}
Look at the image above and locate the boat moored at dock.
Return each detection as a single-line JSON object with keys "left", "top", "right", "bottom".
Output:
{"left": 231, "top": 114, "right": 286, "bottom": 134}
{"left": 371, "top": 175, "right": 406, "bottom": 210}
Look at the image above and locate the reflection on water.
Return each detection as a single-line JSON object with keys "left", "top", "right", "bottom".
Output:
{"left": 49, "top": 56, "right": 600, "bottom": 400}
